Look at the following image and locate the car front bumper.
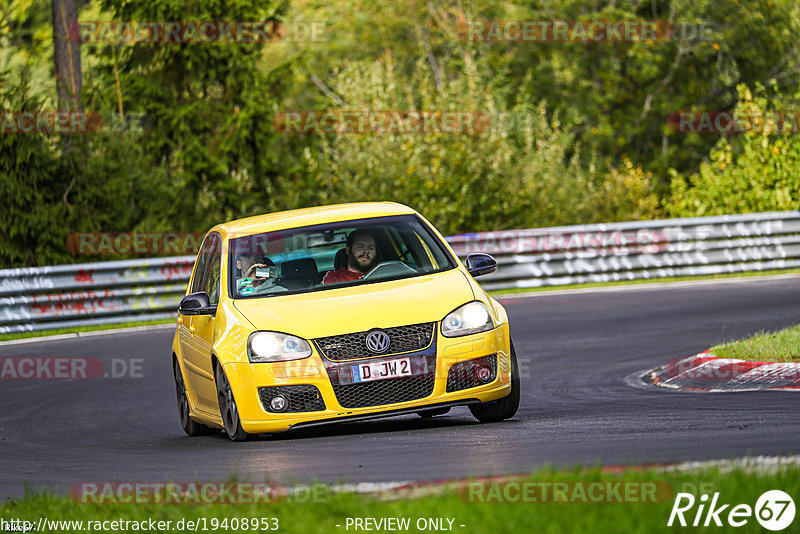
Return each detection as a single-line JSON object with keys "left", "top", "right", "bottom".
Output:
{"left": 222, "top": 323, "right": 513, "bottom": 434}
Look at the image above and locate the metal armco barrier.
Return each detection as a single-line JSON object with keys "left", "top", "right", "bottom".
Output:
{"left": 0, "top": 257, "right": 194, "bottom": 334}
{"left": 1, "top": 211, "right": 798, "bottom": 334}
{"left": 448, "top": 211, "right": 800, "bottom": 291}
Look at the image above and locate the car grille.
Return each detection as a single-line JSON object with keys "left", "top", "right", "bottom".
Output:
{"left": 258, "top": 385, "right": 326, "bottom": 413}
{"left": 313, "top": 322, "right": 435, "bottom": 361}
{"left": 331, "top": 374, "right": 436, "bottom": 409}
{"left": 446, "top": 355, "right": 497, "bottom": 393}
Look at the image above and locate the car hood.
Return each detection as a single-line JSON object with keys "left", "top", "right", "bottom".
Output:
{"left": 232, "top": 269, "right": 475, "bottom": 339}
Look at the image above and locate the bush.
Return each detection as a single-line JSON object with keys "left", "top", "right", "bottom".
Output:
{"left": 0, "top": 69, "right": 172, "bottom": 267}
{"left": 298, "top": 53, "right": 661, "bottom": 235}
{"left": 668, "top": 83, "right": 800, "bottom": 216}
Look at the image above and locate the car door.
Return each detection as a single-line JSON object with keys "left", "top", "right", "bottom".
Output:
{"left": 178, "top": 235, "right": 209, "bottom": 399}
{"left": 181, "top": 233, "right": 222, "bottom": 414}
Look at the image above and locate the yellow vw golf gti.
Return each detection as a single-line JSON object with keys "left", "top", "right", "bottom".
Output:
{"left": 171, "top": 202, "right": 520, "bottom": 440}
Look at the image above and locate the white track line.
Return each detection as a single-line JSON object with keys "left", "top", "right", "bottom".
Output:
{"left": 294, "top": 455, "right": 800, "bottom": 500}
{"left": 0, "top": 323, "right": 175, "bottom": 347}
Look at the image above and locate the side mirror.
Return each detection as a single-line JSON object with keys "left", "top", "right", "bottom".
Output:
{"left": 465, "top": 253, "right": 498, "bottom": 277}
{"left": 179, "top": 292, "right": 216, "bottom": 315}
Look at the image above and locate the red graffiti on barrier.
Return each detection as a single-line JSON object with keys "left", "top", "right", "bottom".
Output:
{"left": 74, "top": 269, "right": 95, "bottom": 283}
{"left": 160, "top": 262, "right": 193, "bottom": 281}
{"left": 31, "top": 291, "right": 117, "bottom": 317}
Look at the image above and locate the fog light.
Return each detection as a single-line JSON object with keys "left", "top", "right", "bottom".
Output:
{"left": 476, "top": 365, "right": 493, "bottom": 384}
{"left": 270, "top": 395, "right": 288, "bottom": 412}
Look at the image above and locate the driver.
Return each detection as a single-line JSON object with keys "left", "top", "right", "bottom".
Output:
{"left": 322, "top": 229, "right": 378, "bottom": 284}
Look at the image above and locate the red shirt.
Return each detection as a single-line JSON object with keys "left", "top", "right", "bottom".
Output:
{"left": 322, "top": 266, "right": 364, "bottom": 285}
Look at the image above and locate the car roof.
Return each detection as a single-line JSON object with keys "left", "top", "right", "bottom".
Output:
{"left": 211, "top": 202, "right": 418, "bottom": 238}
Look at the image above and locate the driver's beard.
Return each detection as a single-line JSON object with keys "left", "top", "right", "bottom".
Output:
{"left": 349, "top": 255, "right": 375, "bottom": 273}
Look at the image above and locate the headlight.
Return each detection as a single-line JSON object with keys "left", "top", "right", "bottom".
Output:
{"left": 441, "top": 301, "right": 494, "bottom": 338}
{"left": 248, "top": 331, "right": 312, "bottom": 363}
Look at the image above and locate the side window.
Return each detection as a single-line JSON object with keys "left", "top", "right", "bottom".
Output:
{"left": 204, "top": 254, "right": 222, "bottom": 304}
{"left": 190, "top": 234, "right": 213, "bottom": 294}
{"left": 200, "top": 235, "right": 222, "bottom": 305}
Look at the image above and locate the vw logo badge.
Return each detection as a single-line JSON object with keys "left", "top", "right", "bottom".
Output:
{"left": 365, "top": 330, "right": 391, "bottom": 354}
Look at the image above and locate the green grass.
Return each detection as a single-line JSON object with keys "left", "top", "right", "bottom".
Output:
{"left": 3, "top": 465, "right": 798, "bottom": 533}
{"left": 713, "top": 324, "right": 800, "bottom": 363}
{"left": 0, "top": 318, "right": 175, "bottom": 342}
{"left": 488, "top": 268, "right": 800, "bottom": 296}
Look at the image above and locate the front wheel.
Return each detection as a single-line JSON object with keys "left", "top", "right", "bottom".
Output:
{"left": 469, "top": 340, "right": 521, "bottom": 423}
{"left": 215, "top": 364, "right": 252, "bottom": 442}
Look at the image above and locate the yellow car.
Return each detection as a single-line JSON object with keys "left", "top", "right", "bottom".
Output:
{"left": 171, "top": 202, "right": 520, "bottom": 440}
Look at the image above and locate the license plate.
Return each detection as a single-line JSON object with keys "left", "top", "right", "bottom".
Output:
{"left": 351, "top": 357, "right": 412, "bottom": 383}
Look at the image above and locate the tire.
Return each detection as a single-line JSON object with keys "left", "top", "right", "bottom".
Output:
{"left": 215, "top": 363, "right": 252, "bottom": 442}
{"left": 469, "top": 340, "right": 521, "bottom": 423}
{"left": 173, "top": 359, "right": 216, "bottom": 437}
{"left": 417, "top": 407, "right": 451, "bottom": 418}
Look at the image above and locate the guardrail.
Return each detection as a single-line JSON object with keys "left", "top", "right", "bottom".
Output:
{"left": 2, "top": 211, "right": 798, "bottom": 333}
{"left": 0, "top": 257, "right": 193, "bottom": 333}
{"left": 449, "top": 211, "right": 800, "bottom": 291}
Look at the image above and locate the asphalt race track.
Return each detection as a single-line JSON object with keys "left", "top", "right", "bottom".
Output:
{"left": 2, "top": 276, "right": 800, "bottom": 500}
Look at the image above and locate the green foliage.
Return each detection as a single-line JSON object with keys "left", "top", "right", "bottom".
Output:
{"left": 595, "top": 159, "right": 661, "bottom": 222}
{"left": 667, "top": 83, "right": 800, "bottom": 216}
{"left": 0, "top": 69, "right": 65, "bottom": 266}
{"left": 0, "top": 0, "right": 55, "bottom": 103}
{"left": 298, "top": 54, "right": 661, "bottom": 234}
{"left": 93, "top": 0, "right": 291, "bottom": 228}
{"left": 497, "top": 0, "right": 800, "bottom": 180}
{"left": 2, "top": 0, "right": 799, "bottom": 267}
{"left": 280, "top": 0, "right": 800, "bottom": 181}
{"left": 0, "top": 68, "right": 174, "bottom": 266}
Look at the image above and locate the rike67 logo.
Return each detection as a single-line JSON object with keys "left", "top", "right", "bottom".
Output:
{"left": 668, "top": 490, "right": 795, "bottom": 531}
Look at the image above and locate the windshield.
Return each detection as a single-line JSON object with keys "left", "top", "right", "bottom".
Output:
{"left": 228, "top": 214, "right": 456, "bottom": 298}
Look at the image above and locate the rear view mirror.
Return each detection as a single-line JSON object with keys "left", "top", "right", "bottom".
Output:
{"left": 465, "top": 253, "right": 498, "bottom": 277}
{"left": 179, "top": 292, "right": 216, "bottom": 315}
{"left": 308, "top": 232, "right": 347, "bottom": 248}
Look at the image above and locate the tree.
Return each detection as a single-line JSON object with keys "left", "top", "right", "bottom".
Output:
{"left": 51, "top": 0, "right": 82, "bottom": 111}
{"left": 298, "top": 52, "right": 660, "bottom": 234}
{"left": 667, "top": 83, "right": 800, "bottom": 216}
{"left": 95, "top": 0, "right": 292, "bottom": 229}
{"left": 500, "top": 0, "right": 800, "bottom": 181}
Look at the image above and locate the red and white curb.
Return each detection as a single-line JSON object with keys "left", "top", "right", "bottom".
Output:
{"left": 649, "top": 351, "right": 800, "bottom": 392}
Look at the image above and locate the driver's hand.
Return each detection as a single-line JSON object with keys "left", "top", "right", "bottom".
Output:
{"left": 245, "top": 263, "right": 268, "bottom": 279}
